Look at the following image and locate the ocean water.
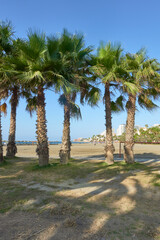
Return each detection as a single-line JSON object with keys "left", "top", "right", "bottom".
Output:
{"left": 3, "top": 141, "right": 88, "bottom": 145}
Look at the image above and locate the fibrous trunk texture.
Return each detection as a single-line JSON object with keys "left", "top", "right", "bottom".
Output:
{"left": 6, "top": 87, "right": 18, "bottom": 157}
{"left": 36, "top": 86, "right": 49, "bottom": 166}
{"left": 124, "top": 93, "right": 136, "bottom": 163}
{"left": 59, "top": 95, "right": 71, "bottom": 164}
{"left": 104, "top": 82, "right": 114, "bottom": 164}
{"left": 0, "top": 106, "right": 3, "bottom": 163}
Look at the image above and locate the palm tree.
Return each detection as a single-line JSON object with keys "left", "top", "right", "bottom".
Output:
{"left": 124, "top": 92, "right": 137, "bottom": 163}
{"left": 0, "top": 99, "right": 7, "bottom": 163}
{"left": 5, "top": 40, "right": 20, "bottom": 157}
{"left": 5, "top": 39, "right": 43, "bottom": 158}
{"left": 6, "top": 87, "right": 32, "bottom": 158}
{"left": 123, "top": 50, "right": 160, "bottom": 163}
{"left": 16, "top": 31, "right": 50, "bottom": 166}
{"left": 0, "top": 21, "right": 13, "bottom": 162}
{"left": 58, "top": 93, "right": 82, "bottom": 162}
{"left": 6, "top": 87, "right": 34, "bottom": 159}
{"left": 6, "top": 86, "right": 19, "bottom": 157}
{"left": 55, "top": 30, "right": 96, "bottom": 164}
{"left": 93, "top": 42, "right": 124, "bottom": 164}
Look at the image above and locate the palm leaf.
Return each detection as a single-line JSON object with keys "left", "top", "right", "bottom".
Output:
{"left": 0, "top": 103, "right": 7, "bottom": 115}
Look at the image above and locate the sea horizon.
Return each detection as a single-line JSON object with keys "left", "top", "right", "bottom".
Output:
{"left": 2, "top": 141, "right": 89, "bottom": 145}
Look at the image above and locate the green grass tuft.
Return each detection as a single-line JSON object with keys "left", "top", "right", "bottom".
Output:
{"left": 0, "top": 160, "right": 13, "bottom": 168}
{"left": 151, "top": 173, "right": 160, "bottom": 187}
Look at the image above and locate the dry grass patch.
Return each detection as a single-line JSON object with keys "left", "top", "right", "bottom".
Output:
{"left": 0, "top": 156, "right": 160, "bottom": 240}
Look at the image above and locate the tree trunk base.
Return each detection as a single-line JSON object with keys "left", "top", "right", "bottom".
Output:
{"left": 38, "top": 155, "right": 49, "bottom": 167}
{"left": 105, "top": 145, "right": 114, "bottom": 164}
{"left": 0, "top": 152, "right": 4, "bottom": 163}
{"left": 6, "top": 143, "right": 17, "bottom": 157}
{"left": 59, "top": 150, "right": 70, "bottom": 164}
{"left": 124, "top": 145, "right": 135, "bottom": 164}
{"left": 36, "top": 143, "right": 49, "bottom": 166}
{"left": 105, "top": 151, "right": 114, "bottom": 165}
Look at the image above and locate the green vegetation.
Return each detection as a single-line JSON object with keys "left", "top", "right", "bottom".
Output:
{"left": 151, "top": 173, "right": 160, "bottom": 187}
{"left": 116, "top": 125, "right": 160, "bottom": 143}
{"left": 134, "top": 125, "right": 160, "bottom": 142}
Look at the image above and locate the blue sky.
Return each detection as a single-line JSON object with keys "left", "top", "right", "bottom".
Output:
{"left": 1, "top": 0, "right": 160, "bottom": 140}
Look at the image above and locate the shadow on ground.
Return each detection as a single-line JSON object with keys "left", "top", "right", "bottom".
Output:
{"left": 0, "top": 156, "right": 160, "bottom": 240}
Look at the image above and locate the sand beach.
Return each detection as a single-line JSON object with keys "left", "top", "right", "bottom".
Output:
{"left": 3, "top": 142, "right": 160, "bottom": 159}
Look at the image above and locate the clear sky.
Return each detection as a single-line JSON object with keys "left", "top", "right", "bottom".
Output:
{"left": 1, "top": 0, "right": 160, "bottom": 140}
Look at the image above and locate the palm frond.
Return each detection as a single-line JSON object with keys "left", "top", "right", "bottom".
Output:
{"left": 0, "top": 103, "right": 7, "bottom": 115}
{"left": 58, "top": 94, "right": 82, "bottom": 120}
{"left": 138, "top": 94, "right": 158, "bottom": 111}
{"left": 70, "top": 103, "right": 82, "bottom": 120}
{"left": 25, "top": 96, "right": 37, "bottom": 117}
{"left": 123, "top": 82, "right": 139, "bottom": 95}
{"left": 87, "top": 86, "right": 101, "bottom": 107}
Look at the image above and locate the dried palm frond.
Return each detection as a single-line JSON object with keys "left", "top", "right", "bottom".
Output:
{"left": 0, "top": 103, "right": 7, "bottom": 115}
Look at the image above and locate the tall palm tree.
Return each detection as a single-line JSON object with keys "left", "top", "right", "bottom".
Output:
{"left": 0, "top": 21, "right": 13, "bottom": 162}
{"left": 0, "top": 99, "right": 7, "bottom": 163}
{"left": 16, "top": 32, "right": 50, "bottom": 166}
{"left": 56, "top": 30, "right": 95, "bottom": 164}
{"left": 5, "top": 40, "right": 19, "bottom": 157}
{"left": 93, "top": 42, "right": 124, "bottom": 164}
{"left": 58, "top": 93, "right": 82, "bottom": 161}
{"left": 6, "top": 86, "right": 19, "bottom": 157}
{"left": 123, "top": 50, "right": 160, "bottom": 163}
{"left": 124, "top": 91, "right": 137, "bottom": 163}
{"left": 5, "top": 39, "right": 42, "bottom": 158}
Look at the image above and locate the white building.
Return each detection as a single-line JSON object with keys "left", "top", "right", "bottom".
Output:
{"left": 135, "top": 125, "right": 140, "bottom": 135}
{"left": 117, "top": 124, "right": 125, "bottom": 136}
{"left": 153, "top": 124, "right": 160, "bottom": 127}
{"left": 100, "top": 128, "right": 115, "bottom": 137}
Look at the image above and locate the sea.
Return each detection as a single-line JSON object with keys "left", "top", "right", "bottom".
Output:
{"left": 2, "top": 141, "right": 88, "bottom": 145}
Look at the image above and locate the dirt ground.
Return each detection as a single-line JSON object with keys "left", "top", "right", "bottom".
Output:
{"left": 3, "top": 142, "right": 160, "bottom": 158}
{"left": 0, "top": 144, "right": 160, "bottom": 240}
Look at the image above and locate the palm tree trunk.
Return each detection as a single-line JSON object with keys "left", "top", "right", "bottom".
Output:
{"left": 59, "top": 95, "right": 71, "bottom": 164}
{"left": 0, "top": 103, "right": 3, "bottom": 163}
{"left": 6, "top": 87, "right": 18, "bottom": 157}
{"left": 124, "top": 93, "right": 136, "bottom": 163}
{"left": 36, "top": 86, "right": 49, "bottom": 166}
{"left": 104, "top": 82, "right": 114, "bottom": 164}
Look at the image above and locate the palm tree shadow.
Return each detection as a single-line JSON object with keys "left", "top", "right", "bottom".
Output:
{"left": 82, "top": 177, "right": 160, "bottom": 240}
{"left": 46, "top": 165, "right": 160, "bottom": 240}
{"left": 76, "top": 152, "right": 160, "bottom": 164}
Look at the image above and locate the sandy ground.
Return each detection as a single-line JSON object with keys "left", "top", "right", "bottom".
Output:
{"left": 0, "top": 143, "right": 160, "bottom": 240}
{"left": 3, "top": 142, "right": 160, "bottom": 159}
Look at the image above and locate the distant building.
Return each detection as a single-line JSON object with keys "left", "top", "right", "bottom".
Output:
{"left": 112, "top": 128, "right": 116, "bottom": 136}
{"left": 153, "top": 124, "right": 160, "bottom": 127}
{"left": 117, "top": 124, "right": 125, "bottom": 136}
{"left": 74, "top": 138, "right": 83, "bottom": 142}
{"left": 135, "top": 125, "right": 140, "bottom": 135}
{"left": 100, "top": 128, "right": 115, "bottom": 137}
{"left": 141, "top": 127, "right": 147, "bottom": 131}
